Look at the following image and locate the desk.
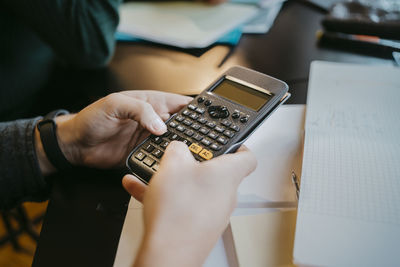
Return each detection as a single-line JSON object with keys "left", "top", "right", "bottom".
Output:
{"left": 32, "top": 2, "right": 392, "bottom": 266}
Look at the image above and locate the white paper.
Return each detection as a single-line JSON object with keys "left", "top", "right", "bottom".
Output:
{"left": 294, "top": 61, "right": 400, "bottom": 267}
{"left": 239, "top": 104, "right": 305, "bottom": 206}
{"left": 230, "top": 211, "right": 297, "bottom": 267}
{"left": 241, "top": 1, "right": 284, "bottom": 34}
{"left": 117, "top": 2, "right": 258, "bottom": 48}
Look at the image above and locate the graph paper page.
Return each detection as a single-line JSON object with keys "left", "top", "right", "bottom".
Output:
{"left": 294, "top": 61, "right": 400, "bottom": 267}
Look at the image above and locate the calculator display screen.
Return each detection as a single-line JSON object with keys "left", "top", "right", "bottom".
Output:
{"left": 212, "top": 79, "right": 272, "bottom": 111}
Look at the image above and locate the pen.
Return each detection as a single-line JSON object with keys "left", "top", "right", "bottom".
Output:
{"left": 317, "top": 30, "right": 400, "bottom": 59}
{"left": 291, "top": 171, "right": 300, "bottom": 201}
{"left": 218, "top": 45, "right": 236, "bottom": 68}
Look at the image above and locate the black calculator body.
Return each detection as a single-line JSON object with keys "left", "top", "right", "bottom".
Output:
{"left": 126, "top": 66, "right": 290, "bottom": 184}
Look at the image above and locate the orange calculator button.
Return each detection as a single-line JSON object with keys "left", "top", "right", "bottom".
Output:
{"left": 199, "top": 149, "right": 213, "bottom": 160}
{"left": 189, "top": 143, "right": 203, "bottom": 154}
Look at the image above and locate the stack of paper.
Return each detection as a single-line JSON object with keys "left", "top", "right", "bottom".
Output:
{"left": 117, "top": 0, "right": 285, "bottom": 47}
{"left": 230, "top": 211, "right": 297, "bottom": 267}
{"left": 117, "top": 2, "right": 258, "bottom": 48}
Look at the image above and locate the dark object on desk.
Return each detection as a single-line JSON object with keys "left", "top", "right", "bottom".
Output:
{"left": 317, "top": 30, "right": 400, "bottom": 59}
{"left": 322, "top": 2, "right": 400, "bottom": 40}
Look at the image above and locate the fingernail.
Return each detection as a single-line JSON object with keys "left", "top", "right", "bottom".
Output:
{"left": 152, "top": 117, "right": 167, "bottom": 132}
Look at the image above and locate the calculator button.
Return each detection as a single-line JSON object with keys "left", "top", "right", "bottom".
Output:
{"left": 221, "top": 120, "right": 232, "bottom": 127}
{"left": 232, "top": 112, "right": 240, "bottom": 119}
{"left": 134, "top": 151, "right": 146, "bottom": 161}
{"left": 223, "top": 130, "right": 235, "bottom": 138}
{"left": 199, "top": 149, "right": 213, "bottom": 160}
{"left": 206, "top": 122, "right": 216, "bottom": 128}
{"left": 190, "top": 113, "right": 199, "bottom": 120}
{"left": 188, "top": 104, "right": 197, "bottom": 110}
{"left": 199, "top": 127, "right": 210, "bottom": 135}
{"left": 230, "top": 124, "right": 240, "bottom": 132}
{"left": 208, "top": 105, "right": 229, "bottom": 119}
{"left": 197, "top": 117, "right": 207, "bottom": 124}
{"left": 191, "top": 123, "right": 201, "bottom": 130}
{"left": 152, "top": 163, "right": 159, "bottom": 171}
{"left": 182, "top": 110, "right": 191, "bottom": 116}
{"left": 195, "top": 107, "right": 205, "bottom": 114}
{"left": 215, "top": 126, "right": 225, "bottom": 133}
{"left": 217, "top": 136, "right": 228, "bottom": 145}
{"left": 183, "top": 119, "right": 193, "bottom": 126}
{"left": 152, "top": 149, "right": 164, "bottom": 158}
{"left": 181, "top": 139, "right": 192, "bottom": 146}
{"left": 162, "top": 131, "right": 171, "bottom": 137}
{"left": 208, "top": 132, "right": 218, "bottom": 140}
{"left": 185, "top": 129, "right": 195, "bottom": 137}
{"left": 189, "top": 143, "right": 203, "bottom": 154}
{"left": 176, "top": 125, "right": 186, "bottom": 132}
{"left": 160, "top": 140, "right": 170, "bottom": 149}
{"left": 170, "top": 133, "right": 180, "bottom": 140}
{"left": 197, "top": 97, "right": 205, "bottom": 103}
{"left": 209, "top": 110, "right": 218, "bottom": 118}
{"left": 201, "top": 138, "right": 211, "bottom": 146}
{"left": 240, "top": 116, "right": 249, "bottom": 123}
{"left": 193, "top": 134, "right": 203, "bottom": 141}
{"left": 175, "top": 115, "right": 184, "bottom": 122}
{"left": 169, "top": 121, "right": 178, "bottom": 128}
{"left": 152, "top": 136, "right": 163, "bottom": 144}
{"left": 143, "top": 157, "right": 155, "bottom": 167}
{"left": 210, "top": 143, "right": 222, "bottom": 151}
{"left": 204, "top": 100, "right": 212, "bottom": 106}
{"left": 144, "top": 143, "right": 155, "bottom": 152}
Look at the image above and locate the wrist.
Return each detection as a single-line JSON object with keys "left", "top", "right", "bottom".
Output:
{"left": 55, "top": 114, "right": 81, "bottom": 166}
{"left": 135, "top": 225, "right": 212, "bottom": 267}
{"left": 34, "top": 126, "right": 57, "bottom": 175}
{"left": 35, "top": 113, "right": 80, "bottom": 175}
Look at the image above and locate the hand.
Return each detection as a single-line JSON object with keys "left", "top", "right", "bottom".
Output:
{"left": 122, "top": 141, "right": 257, "bottom": 267}
{"left": 35, "top": 91, "right": 192, "bottom": 174}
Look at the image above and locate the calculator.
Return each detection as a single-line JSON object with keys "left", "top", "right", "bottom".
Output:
{"left": 126, "top": 66, "right": 290, "bottom": 184}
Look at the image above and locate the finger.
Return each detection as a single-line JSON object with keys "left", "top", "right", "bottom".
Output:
{"left": 160, "top": 141, "right": 195, "bottom": 167}
{"left": 162, "top": 94, "right": 193, "bottom": 114}
{"left": 105, "top": 93, "right": 167, "bottom": 135}
{"left": 160, "top": 113, "right": 171, "bottom": 122}
{"left": 119, "top": 90, "right": 192, "bottom": 115}
{"left": 205, "top": 146, "right": 257, "bottom": 185}
{"left": 122, "top": 174, "right": 147, "bottom": 203}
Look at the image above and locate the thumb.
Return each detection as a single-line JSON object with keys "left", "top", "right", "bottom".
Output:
{"left": 122, "top": 174, "right": 147, "bottom": 202}
{"left": 160, "top": 141, "right": 195, "bottom": 167}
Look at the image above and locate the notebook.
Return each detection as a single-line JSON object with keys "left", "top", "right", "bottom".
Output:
{"left": 294, "top": 61, "right": 400, "bottom": 266}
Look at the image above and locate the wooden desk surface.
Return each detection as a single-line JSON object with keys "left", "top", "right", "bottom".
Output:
{"left": 32, "top": 2, "right": 392, "bottom": 266}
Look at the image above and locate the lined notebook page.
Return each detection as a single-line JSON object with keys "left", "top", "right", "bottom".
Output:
{"left": 294, "top": 61, "right": 400, "bottom": 267}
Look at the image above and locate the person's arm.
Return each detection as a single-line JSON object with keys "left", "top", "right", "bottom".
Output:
{"left": 123, "top": 142, "right": 257, "bottom": 267}
{"left": 0, "top": 118, "right": 49, "bottom": 210}
{"left": 2, "top": 0, "right": 122, "bottom": 68}
{"left": 0, "top": 91, "right": 191, "bottom": 210}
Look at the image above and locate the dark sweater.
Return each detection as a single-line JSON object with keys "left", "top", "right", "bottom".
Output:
{"left": 0, "top": 0, "right": 121, "bottom": 210}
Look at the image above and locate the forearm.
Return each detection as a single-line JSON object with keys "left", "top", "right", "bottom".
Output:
{"left": 134, "top": 224, "right": 220, "bottom": 267}
{"left": 2, "top": 0, "right": 122, "bottom": 68}
{"left": 0, "top": 118, "right": 49, "bottom": 210}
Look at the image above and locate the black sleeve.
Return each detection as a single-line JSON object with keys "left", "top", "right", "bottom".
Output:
{"left": 0, "top": 118, "right": 49, "bottom": 210}
{"left": 2, "top": 0, "right": 122, "bottom": 68}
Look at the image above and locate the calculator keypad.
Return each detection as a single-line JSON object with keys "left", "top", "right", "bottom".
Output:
{"left": 131, "top": 95, "right": 251, "bottom": 176}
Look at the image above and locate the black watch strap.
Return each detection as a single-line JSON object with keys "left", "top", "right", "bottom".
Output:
{"left": 37, "top": 109, "right": 72, "bottom": 171}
